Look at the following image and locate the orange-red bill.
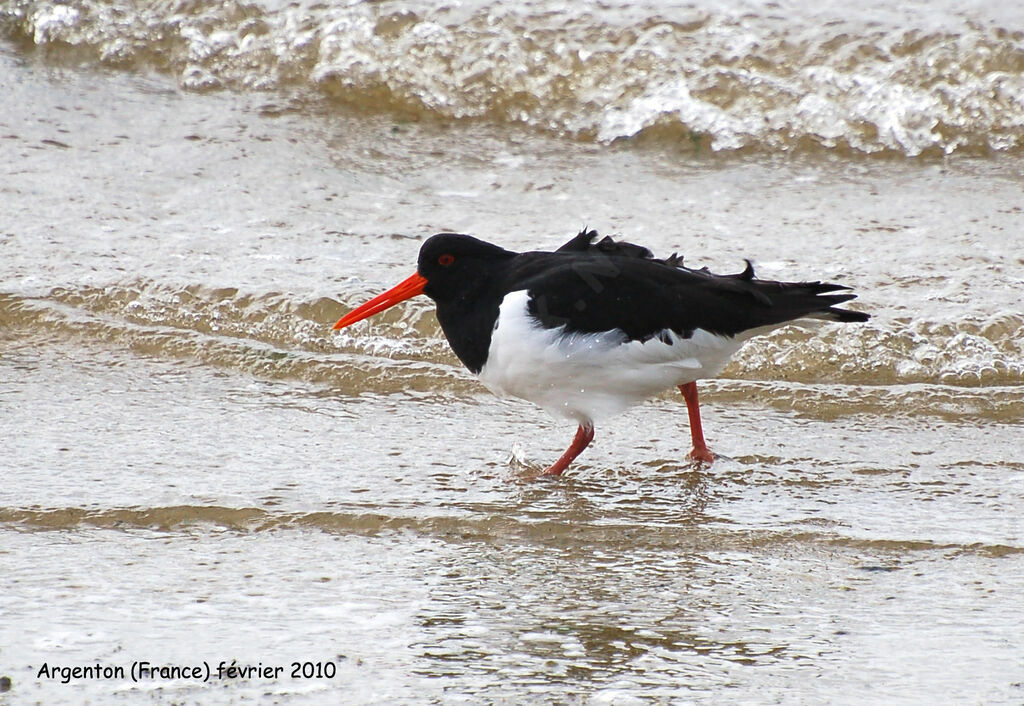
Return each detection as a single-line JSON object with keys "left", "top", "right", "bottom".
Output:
{"left": 333, "top": 272, "right": 427, "bottom": 330}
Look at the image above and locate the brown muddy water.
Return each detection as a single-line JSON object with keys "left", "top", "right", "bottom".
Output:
{"left": 2, "top": 0, "right": 1024, "bottom": 703}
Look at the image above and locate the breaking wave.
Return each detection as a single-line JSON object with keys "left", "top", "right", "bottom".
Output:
{"left": 3, "top": 0, "right": 1024, "bottom": 155}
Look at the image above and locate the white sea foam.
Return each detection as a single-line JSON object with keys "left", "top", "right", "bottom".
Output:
{"left": 4, "top": 0, "right": 1024, "bottom": 155}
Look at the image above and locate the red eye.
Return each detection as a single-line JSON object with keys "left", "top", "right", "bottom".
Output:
{"left": 438, "top": 254, "right": 455, "bottom": 266}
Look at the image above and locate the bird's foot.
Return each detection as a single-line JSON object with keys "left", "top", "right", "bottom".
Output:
{"left": 687, "top": 445, "right": 714, "bottom": 467}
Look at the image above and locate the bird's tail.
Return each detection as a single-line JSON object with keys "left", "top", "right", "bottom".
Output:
{"left": 747, "top": 279, "right": 871, "bottom": 326}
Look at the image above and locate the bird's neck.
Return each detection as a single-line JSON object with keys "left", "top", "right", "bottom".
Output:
{"left": 434, "top": 287, "right": 502, "bottom": 375}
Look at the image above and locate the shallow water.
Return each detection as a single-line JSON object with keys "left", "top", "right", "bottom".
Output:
{"left": 2, "top": 2, "right": 1024, "bottom": 702}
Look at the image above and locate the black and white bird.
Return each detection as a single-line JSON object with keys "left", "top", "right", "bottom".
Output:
{"left": 334, "top": 229, "right": 870, "bottom": 476}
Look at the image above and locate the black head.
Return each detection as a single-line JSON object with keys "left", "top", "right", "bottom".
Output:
{"left": 417, "top": 233, "right": 516, "bottom": 303}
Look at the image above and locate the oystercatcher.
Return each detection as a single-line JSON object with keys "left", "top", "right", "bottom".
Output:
{"left": 334, "top": 230, "right": 869, "bottom": 476}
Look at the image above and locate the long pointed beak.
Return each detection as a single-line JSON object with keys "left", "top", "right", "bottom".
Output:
{"left": 333, "top": 272, "right": 428, "bottom": 330}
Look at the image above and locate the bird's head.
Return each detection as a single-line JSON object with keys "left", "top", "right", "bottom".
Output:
{"left": 333, "top": 233, "right": 514, "bottom": 331}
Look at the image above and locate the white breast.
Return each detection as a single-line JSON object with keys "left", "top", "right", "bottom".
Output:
{"left": 477, "top": 290, "right": 742, "bottom": 425}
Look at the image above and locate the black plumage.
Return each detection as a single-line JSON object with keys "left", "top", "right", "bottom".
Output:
{"left": 417, "top": 229, "right": 869, "bottom": 373}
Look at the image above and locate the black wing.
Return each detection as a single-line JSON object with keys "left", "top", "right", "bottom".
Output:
{"left": 510, "top": 236, "right": 868, "bottom": 341}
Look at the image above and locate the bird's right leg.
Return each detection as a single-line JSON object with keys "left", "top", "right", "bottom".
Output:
{"left": 679, "top": 382, "right": 714, "bottom": 465}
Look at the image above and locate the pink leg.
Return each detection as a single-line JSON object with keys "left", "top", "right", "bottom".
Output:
{"left": 679, "top": 382, "right": 714, "bottom": 464}
{"left": 540, "top": 424, "right": 595, "bottom": 476}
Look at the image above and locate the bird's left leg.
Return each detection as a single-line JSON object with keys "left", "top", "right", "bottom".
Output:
{"left": 679, "top": 382, "right": 714, "bottom": 464}
{"left": 540, "top": 424, "right": 595, "bottom": 476}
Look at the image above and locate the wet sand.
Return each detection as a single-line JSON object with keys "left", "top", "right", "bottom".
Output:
{"left": 2, "top": 37, "right": 1024, "bottom": 705}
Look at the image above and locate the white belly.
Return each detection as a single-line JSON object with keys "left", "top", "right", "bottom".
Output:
{"left": 477, "top": 290, "right": 742, "bottom": 425}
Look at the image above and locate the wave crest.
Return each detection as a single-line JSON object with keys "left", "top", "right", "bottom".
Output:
{"left": 4, "top": 0, "right": 1024, "bottom": 155}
